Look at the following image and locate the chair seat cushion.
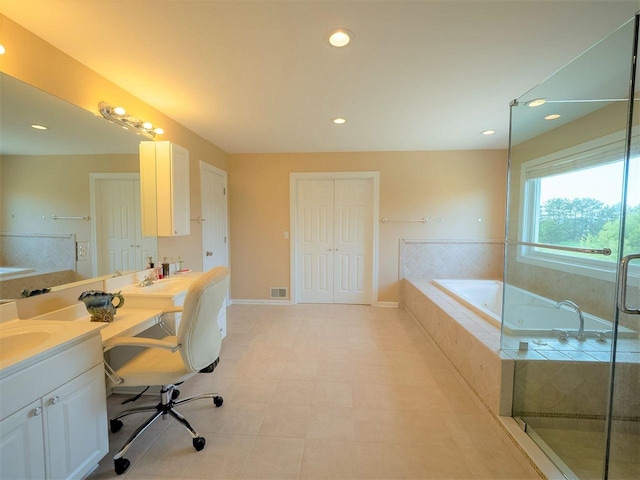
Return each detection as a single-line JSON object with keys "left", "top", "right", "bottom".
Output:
{"left": 115, "top": 336, "right": 195, "bottom": 387}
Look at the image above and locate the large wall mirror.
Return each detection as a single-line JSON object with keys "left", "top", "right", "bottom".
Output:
{"left": 0, "top": 73, "right": 157, "bottom": 300}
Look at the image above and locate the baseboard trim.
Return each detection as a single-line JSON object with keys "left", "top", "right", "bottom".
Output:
{"left": 231, "top": 299, "right": 293, "bottom": 305}
{"left": 376, "top": 301, "right": 399, "bottom": 308}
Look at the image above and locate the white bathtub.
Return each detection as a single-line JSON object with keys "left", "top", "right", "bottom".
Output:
{"left": 0, "top": 267, "right": 35, "bottom": 278}
{"left": 433, "top": 279, "right": 636, "bottom": 338}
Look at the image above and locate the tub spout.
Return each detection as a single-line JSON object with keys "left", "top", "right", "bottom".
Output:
{"left": 555, "top": 300, "right": 586, "bottom": 341}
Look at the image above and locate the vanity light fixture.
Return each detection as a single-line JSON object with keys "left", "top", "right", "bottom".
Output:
{"left": 544, "top": 114, "right": 561, "bottom": 120}
{"left": 526, "top": 98, "right": 546, "bottom": 108}
{"left": 481, "top": 129, "right": 496, "bottom": 135}
{"left": 98, "top": 101, "right": 163, "bottom": 139}
{"left": 327, "top": 28, "right": 353, "bottom": 47}
{"left": 333, "top": 117, "right": 347, "bottom": 125}
{"left": 0, "top": 45, "right": 5, "bottom": 55}
{"left": 31, "top": 124, "right": 48, "bottom": 130}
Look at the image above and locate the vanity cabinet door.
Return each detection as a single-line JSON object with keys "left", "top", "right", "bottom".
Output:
{"left": 46, "top": 364, "right": 108, "bottom": 480}
{"left": 140, "top": 141, "right": 190, "bottom": 237}
{"left": 0, "top": 399, "right": 46, "bottom": 480}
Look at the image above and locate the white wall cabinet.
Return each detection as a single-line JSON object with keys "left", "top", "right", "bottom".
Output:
{"left": 140, "top": 141, "right": 190, "bottom": 237}
{"left": 0, "top": 336, "right": 108, "bottom": 480}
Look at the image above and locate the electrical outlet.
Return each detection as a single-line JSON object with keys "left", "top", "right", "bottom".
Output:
{"left": 76, "top": 241, "right": 89, "bottom": 261}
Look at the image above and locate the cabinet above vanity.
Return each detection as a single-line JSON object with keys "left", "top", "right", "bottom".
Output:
{"left": 140, "top": 141, "right": 190, "bottom": 237}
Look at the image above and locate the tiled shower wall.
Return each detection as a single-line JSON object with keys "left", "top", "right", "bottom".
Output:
{"left": 399, "top": 239, "right": 504, "bottom": 280}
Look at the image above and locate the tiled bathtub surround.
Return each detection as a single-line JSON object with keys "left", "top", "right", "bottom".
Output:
{"left": 0, "top": 233, "right": 78, "bottom": 299}
{"left": 399, "top": 239, "right": 504, "bottom": 281}
{"left": 401, "top": 278, "right": 513, "bottom": 417}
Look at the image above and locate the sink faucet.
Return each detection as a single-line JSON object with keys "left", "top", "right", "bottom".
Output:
{"left": 139, "top": 270, "right": 158, "bottom": 287}
{"left": 555, "top": 300, "right": 586, "bottom": 341}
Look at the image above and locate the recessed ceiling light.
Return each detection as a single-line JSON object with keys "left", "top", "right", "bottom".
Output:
{"left": 332, "top": 117, "right": 347, "bottom": 125}
{"left": 481, "top": 129, "right": 496, "bottom": 135}
{"left": 0, "top": 45, "right": 6, "bottom": 55}
{"left": 327, "top": 28, "right": 352, "bottom": 47}
{"left": 31, "top": 124, "right": 48, "bottom": 130}
{"left": 544, "top": 114, "right": 561, "bottom": 120}
{"left": 526, "top": 98, "right": 546, "bottom": 108}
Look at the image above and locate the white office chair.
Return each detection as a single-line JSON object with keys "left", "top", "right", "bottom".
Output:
{"left": 104, "top": 266, "right": 230, "bottom": 475}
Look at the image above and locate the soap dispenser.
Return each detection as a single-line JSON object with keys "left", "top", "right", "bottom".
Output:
{"left": 162, "top": 257, "right": 170, "bottom": 278}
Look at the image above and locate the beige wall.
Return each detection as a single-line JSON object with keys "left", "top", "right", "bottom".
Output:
{"left": 229, "top": 150, "right": 507, "bottom": 303}
{"left": 0, "top": 15, "right": 229, "bottom": 273}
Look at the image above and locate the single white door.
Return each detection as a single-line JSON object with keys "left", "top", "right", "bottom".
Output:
{"left": 296, "top": 178, "right": 373, "bottom": 304}
{"left": 200, "top": 163, "right": 229, "bottom": 272}
{"left": 96, "top": 179, "right": 137, "bottom": 274}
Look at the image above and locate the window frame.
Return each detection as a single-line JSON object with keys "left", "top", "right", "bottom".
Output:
{"left": 516, "top": 130, "right": 638, "bottom": 284}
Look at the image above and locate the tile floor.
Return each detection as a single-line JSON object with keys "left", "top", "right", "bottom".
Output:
{"left": 88, "top": 304, "right": 540, "bottom": 479}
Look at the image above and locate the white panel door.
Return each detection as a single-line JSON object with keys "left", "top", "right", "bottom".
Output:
{"left": 97, "top": 179, "right": 136, "bottom": 274}
{"left": 201, "top": 164, "right": 228, "bottom": 272}
{"left": 297, "top": 178, "right": 373, "bottom": 304}
{"left": 334, "top": 179, "right": 373, "bottom": 304}
{"left": 297, "top": 179, "right": 334, "bottom": 303}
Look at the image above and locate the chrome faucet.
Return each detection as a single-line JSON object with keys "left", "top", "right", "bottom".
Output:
{"left": 555, "top": 300, "right": 586, "bottom": 341}
{"left": 139, "top": 270, "right": 158, "bottom": 287}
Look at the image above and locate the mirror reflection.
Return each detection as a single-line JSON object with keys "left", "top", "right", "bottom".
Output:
{"left": 0, "top": 73, "right": 157, "bottom": 300}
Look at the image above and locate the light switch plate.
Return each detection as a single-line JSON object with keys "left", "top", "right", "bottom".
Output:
{"left": 76, "top": 241, "right": 90, "bottom": 261}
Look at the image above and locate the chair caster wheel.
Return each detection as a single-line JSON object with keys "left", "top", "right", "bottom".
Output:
{"left": 213, "top": 396, "right": 223, "bottom": 407}
{"left": 114, "top": 457, "right": 130, "bottom": 475}
{"left": 193, "top": 436, "right": 206, "bottom": 451}
{"left": 172, "top": 389, "right": 180, "bottom": 400}
{"left": 110, "top": 419, "right": 123, "bottom": 433}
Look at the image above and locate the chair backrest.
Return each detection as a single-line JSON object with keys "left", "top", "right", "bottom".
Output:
{"left": 177, "top": 266, "right": 230, "bottom": 372}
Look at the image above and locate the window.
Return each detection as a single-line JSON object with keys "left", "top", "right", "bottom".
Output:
{"left": 519, "top": 131, "right": 639, "bottom": 280}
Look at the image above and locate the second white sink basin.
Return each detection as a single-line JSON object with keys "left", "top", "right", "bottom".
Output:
{"left": 121, "top": 278, "right": 191, "bottom": 296}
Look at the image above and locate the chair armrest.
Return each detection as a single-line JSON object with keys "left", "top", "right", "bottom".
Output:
{"left": 104, "top": 336, "right": 181, "bottom": 353}
{"left": 162, "top": 306, "right": 184, "bottom": 314}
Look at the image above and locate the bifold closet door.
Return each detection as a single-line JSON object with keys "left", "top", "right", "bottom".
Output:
{"left": 297, "top": 178, "right": 372, "bottom": 304}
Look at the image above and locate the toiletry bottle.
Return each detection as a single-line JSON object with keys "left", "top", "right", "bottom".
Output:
{"left": 177, "top": 256, "right": 183, "bottom": 272}
{"left": 157, "top": 264, "right": 163, "bottom": 279}
{"left": 162, "top": 257, "right": 170, "bottom": 278}
{"left": 147, "top": 256, "right": 154, "bottom": 269}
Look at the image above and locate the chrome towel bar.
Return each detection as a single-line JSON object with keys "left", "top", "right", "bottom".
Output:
{"left": 507, "top": 241, "right": 611, "bottom": 256}
{"left": 381, "top": 217, "right": 427, "bottom": 223}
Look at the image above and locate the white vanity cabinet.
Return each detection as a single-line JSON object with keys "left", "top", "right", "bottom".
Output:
{"left": 0, "top": 335, "right": 108, "bottom": 480}
{"left": 140, "top": 141, "right": 190, "bottom": 237}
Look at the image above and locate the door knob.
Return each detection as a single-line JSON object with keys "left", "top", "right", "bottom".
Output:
{"left": 206, "top": 251, "right": 213, "bottom": 256}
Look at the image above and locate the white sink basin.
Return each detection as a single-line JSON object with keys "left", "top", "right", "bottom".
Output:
{"left": 121, "top": 278, "right": 191, "bottom": 296}
{"left": 0, "top": 323, "right": 66, "bottom": 360}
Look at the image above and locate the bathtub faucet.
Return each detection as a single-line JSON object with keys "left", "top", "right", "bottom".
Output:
{"left": 555, "top": 300, "right": 586, "bottom": 341}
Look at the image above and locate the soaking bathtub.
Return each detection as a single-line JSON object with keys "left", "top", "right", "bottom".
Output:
{"left": 433, "top": 279, "right": 636, "bottom": 338}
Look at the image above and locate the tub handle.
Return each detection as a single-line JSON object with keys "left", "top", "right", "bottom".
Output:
{"left": 617, "top": 253, "right": 640, "bottom": 315}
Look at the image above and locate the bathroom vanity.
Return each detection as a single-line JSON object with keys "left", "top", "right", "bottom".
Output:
{"left": 0, "top": 269, "right": 222, "bottom": 479}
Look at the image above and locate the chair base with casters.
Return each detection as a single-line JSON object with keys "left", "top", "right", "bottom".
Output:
{"left": 110, "top": 382, "right": 223, "bottom": 475}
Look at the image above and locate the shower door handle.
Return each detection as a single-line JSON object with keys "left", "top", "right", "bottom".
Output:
{"left": 617, "top": 253, "right": 640, "bottom": 314}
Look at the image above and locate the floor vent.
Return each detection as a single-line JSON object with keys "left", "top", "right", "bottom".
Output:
{"left": 270, "top": 287, "right": 287, "bottom": 299}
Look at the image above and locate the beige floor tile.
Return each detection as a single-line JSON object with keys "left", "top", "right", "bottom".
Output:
{"left": 258, "top": 404, "right": 311, "bottom": 438}
{"left": 125, "top": 427, "right": 196, "bottom": 478}
{"left": 272, "top": 380, "right": 316, "bottom": 405}
{"left": 313, "top": 381, "right": 353, "bottom": 407}
{"left": 306, "top": 406, "right": 355, "bottom": 441}
{"left": 240, "top": 436, "right": 305, "bottom": 479}
{"left": 355, "top": 442, "right": 414, "bottom": 479}
{"left": 281, "top": 361, "right": 318, "bottom": 381}
{"left": 300, "top": 439, "right": 359, "bottom": 479}
{"left": 212, "top": 402, "right": 268, "bottom": 435}
{"left": 458, "top": 446, "right": 539, "bottom": 479}
{"left": 315, "top": 361, "right": 354, "bottom": 383}
{"left": 226, "top": 377, "right": 278, "bottom": 404}
{"left": 404, "top": 443, "right": 475, "bottom": 479}
{"left": 353, "top": 408, "right": 414, "bottom": 444}
{"left": 243, "top": 360, "right": 286, "bottom": 379}
{"left": 442, "top": 413, "right": 506, "bottom": 451}
{"left": 182, "top": 433, "right": 255, "bottom": 479}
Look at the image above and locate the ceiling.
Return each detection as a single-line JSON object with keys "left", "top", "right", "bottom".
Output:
{"left": 1, "top": 0, "right": 638, "bottom": 154}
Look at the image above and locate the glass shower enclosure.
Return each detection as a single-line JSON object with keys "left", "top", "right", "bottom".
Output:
{"left": 502, "top": 13, "right": 639, "bottom": 480}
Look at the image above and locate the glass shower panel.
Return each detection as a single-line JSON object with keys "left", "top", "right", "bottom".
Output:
{"left": 503, "top": 16, "right": 637, "bottom": 480}
{"left": 607, "top": 15, "right": 640, "bottom": 479}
